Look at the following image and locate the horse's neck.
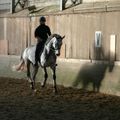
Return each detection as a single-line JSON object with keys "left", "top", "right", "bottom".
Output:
{"left": 40, "top": 40, "right": 54, "bottom": 66}
{"left": 44, "top": 39, "right": 53, "bottom": 55}
{"left": 41, "top": 36, "right": 56, "bottom": 60}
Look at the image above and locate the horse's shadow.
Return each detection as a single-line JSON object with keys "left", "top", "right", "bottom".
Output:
{"left": 73, "top": 44, "right": 115, "bottom": 92}
{"left": 73, "top": 62, "right": 114, "bottom": 92}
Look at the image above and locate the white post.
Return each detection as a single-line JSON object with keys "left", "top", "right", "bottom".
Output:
{"left": 60, "top": 0, "right": 65, "bottom": 11}
{"left": 110, "top": 35, "right": 116, "bottom": 62}
{"left": 10, "top": 0, "right": 15, "bottom": 13}
{"left": 95, "top": 31, "right": 102, "bottom": 48}
{"left": 4, "top": 18, "right": 7, "bottom": 41}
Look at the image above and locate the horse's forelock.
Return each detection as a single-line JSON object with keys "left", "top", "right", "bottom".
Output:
{"left": 53, "top": 34, "right": 62, "bottom": 39}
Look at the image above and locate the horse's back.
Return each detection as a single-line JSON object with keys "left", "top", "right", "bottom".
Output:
{"left": 22, "top": 45, "right": 36, "bottom": 64}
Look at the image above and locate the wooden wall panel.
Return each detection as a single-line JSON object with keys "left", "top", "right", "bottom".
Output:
{"left": 1, "top": 11, "right": 120, "bottom": 60}
{"left": 0, "top": 40, "right": 8, "bottom": 55}
{"left": 0, "top": 18, "right": 4, "bottom": 40}
{"left": 6, "top": 17, "right": 29, "bottom": 55}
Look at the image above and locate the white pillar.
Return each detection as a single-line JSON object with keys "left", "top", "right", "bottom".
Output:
{"left": 4, "top": 18, "right": 7, "bottom": 41}
{"left": 110, "top": 34, "right": 116, "bottom": 61}
{"left": 60, "top": 0, "right": 65, "bottom": 11}
{"left": 10, "top": 0, "right": 15, "bottom": 13}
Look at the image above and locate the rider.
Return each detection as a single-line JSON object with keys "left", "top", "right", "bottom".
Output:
{"left": 34, "top": 16, "right": 51, "bottom": 66}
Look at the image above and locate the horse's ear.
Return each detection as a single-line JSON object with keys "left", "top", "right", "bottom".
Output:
{"left": 62, "top": 35, "right": 65, "bottom": 39}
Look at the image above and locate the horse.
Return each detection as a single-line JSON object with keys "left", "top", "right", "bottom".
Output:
{"left": 13, "top": 34, "right": 65, "bottom": 93}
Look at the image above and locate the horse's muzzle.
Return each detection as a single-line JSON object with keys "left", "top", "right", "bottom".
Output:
{"left": 55, "top": 50, "right": 60, "bottom": 56}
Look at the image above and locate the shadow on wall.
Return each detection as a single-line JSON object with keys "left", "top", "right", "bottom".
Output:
{"left": 72, "top": 47, "right": 115, "bottom": 92}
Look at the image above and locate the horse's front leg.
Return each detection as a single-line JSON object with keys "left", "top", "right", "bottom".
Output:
{"left": 50, "top": 66, "right": 57, "bottom": 94}
{"left": 41, "top": 67, "right": 48, "bottom": 88}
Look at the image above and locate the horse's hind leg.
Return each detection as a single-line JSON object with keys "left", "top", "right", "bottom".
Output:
{"left": 27, "top": 60, "right": 32, "bottom": 87}
{"left": 41, "top": 67, "right": 48, "bottom": 88}
{"left": 27, "top": 60, "right": 30, "bottom": 80}
{"left": 31, "top": 65, "right": 39, "bottom": 90}
{"left": 50, "top": 66, "right": 57, "bottom": 94}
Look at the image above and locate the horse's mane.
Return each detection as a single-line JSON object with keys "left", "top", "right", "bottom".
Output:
{"left": 45, "top": 34, "right": 62, "bottom": 45}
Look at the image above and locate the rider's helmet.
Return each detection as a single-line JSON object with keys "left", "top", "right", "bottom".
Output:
{"left": 40, "top": 16, "right": 46, "bottom": 22}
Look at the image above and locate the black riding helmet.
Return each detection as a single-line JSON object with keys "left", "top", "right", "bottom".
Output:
{"left": 40, "top": 16, "right": 46, "bottom": 22}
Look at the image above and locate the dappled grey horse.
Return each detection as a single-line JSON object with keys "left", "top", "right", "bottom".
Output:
{"left": 13, "top": 34, "right": 65, "bottom": 93}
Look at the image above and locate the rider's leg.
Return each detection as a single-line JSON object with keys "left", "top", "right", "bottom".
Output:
{"left": 35, "top": 42, "right": 42, "bottom": 66}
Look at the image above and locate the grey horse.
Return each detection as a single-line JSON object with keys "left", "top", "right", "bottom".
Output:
{"left": 13, "top": 34, "right": 65, "bottom": 93}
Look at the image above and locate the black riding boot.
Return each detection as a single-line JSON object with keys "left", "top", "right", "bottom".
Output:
{"left": 35, "top": 42, "right": 42, "bottom": 66}
{"left": 35, "top": 42, "right": 43, "bottom": 66}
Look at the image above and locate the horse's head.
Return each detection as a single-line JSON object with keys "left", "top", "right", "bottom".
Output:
{"left": 52, "top": 34, "right": 65, "bottom": 56}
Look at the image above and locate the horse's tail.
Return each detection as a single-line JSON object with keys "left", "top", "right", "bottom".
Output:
{"left": 12, "top": 59, "right": 24, "bottom": 71}
{"left": 12, "top": 52, "right": 27, "bottom": 72}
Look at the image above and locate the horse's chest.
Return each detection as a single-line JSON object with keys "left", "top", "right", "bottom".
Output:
{"left": 40, "top": 53, "right": 56, "bottom": 67}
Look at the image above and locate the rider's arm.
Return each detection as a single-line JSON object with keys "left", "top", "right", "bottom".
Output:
{"left": 47, "top": 26, "right": 51, "bottom": 36}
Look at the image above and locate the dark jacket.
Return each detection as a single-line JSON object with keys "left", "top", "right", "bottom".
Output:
{"left": 35, "top": 24, "right": 51, "bottom": 44}
{"left": 35, "top": 24, "right": 51, "bottom": 63}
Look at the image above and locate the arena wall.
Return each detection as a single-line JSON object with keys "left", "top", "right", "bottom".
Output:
{"left": 83, "top": 0, "right": 120, "bottom": 3}
{"left": 0, "top": 55, "right": 120, "bottom": 96}
{"left": 1, "top": 1, "right": 120, "bottom": 96}
{"left": 1, "top": 8, "right": 120, "bottom": 60}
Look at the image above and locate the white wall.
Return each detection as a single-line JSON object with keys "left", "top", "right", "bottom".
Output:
{"left": 0, "top": 0, "right": 10, "bottom": 10}
{"left": 28, "top": 0, "right": 120, "bottom": 7}
{"left": 83, "top": 0, "right": 120, "bottom": 3}
{"left": 29, "top": 0, "right": 60, "bottom": 7}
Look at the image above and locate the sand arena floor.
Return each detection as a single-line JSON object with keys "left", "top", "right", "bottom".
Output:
{"left": 0, "top": 77, "right": 120, "bottom": 120}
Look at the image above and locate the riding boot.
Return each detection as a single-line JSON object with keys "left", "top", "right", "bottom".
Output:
{"left": 35, "top": 44, "right": 40, "bottom": 66}
{"left": 35, "top": 41, "right": 43, "bottom": 66}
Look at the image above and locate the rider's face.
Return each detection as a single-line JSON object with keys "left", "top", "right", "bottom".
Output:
{"left": 40, "top": 21, "right": 45, "bottom": 25}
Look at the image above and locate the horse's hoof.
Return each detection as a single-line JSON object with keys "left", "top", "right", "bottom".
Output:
{"left": 34, "top": 89, "right": 37, "bottom": 93}
{"left": 28, "top": 78, "right": 31, "bottom": 82}
{"left": 30, "top": 85, "right": 35, "bottom": 90}
{"left": 41, "top": 85, "right": 45, "bottom": 88}
{"left": 55, "top": 92, "right": 58, "bottom": 95}
{"left": 30, "top": 85, "right": 32, "bottom": 88}
{"left": 53, "top": 90, "right": 58, "bottom": 95}
{"left": 41, "top": 83, "right": 45, "bottom": 88}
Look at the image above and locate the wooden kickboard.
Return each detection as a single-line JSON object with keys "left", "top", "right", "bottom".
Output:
{"left": 0, "top": 40, "right": 8, "bottom": 55}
